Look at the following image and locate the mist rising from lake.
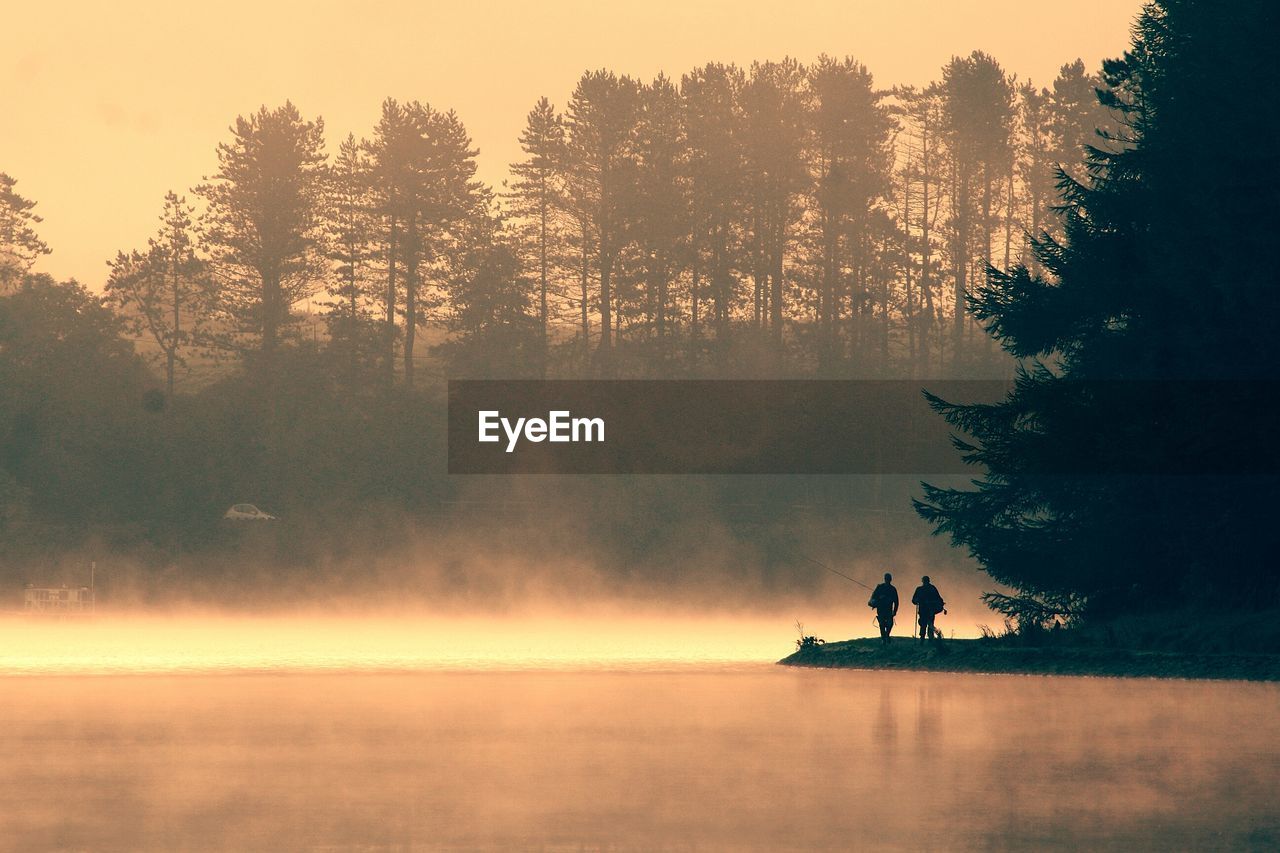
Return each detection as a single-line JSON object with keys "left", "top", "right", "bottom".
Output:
{"left": 1, "top": 616, "right": 1276, "bottom": 849}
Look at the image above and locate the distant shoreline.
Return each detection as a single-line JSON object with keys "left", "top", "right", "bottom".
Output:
{"left": 778, "top": 637, "right": 1280, "bottom": 682}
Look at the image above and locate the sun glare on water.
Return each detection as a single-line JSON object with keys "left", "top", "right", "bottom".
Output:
{"left": 0, "top": 613, "right": 809, "bottom": 675}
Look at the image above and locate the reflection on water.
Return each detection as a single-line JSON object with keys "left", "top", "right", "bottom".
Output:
{"left": 0, "top": 664, "right": 1276, "bottom": 850}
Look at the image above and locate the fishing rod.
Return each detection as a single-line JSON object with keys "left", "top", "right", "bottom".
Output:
{"left": 793, "top": 552, "right": 874, "bottom": 592}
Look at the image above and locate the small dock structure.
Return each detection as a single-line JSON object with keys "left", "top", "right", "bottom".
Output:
{"left": 23, "top": 584, "right": 94, "bottom": 613}
{"left": 22, "top": 563, "right": 97, "bottom": 615}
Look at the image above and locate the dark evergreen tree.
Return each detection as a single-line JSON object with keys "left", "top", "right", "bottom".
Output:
{"left": 1048, "top": 59, "right": 1115, "bottom": 186}
{"left": 916, "top": 0, "right": 1280, "bottom": 616}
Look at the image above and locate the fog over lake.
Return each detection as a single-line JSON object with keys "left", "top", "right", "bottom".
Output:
{"left": 1, "top": 616, "right": 1276, "bottom": 850}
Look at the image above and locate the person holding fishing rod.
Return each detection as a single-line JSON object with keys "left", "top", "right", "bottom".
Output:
{"left": 795, "top": 553, "right": 903, "bottom": 646}
{"left": 867, "top": 573, "right": 899, "bottom": 645}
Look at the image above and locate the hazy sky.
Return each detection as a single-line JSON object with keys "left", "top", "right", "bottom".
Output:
{"left": 8, "top": 0, "right": 1143, "bottom": 287}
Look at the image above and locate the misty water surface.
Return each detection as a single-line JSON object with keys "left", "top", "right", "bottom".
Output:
{"left": 0, "top": 614, "right": 803, "bottom": 674}
{"left": 1, "top": 618, "right": 1276, "bottom": 850}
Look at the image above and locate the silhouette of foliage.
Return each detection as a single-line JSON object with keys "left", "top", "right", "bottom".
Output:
{"left": 917, "top": 0, "right": 1280, "bottom": 615}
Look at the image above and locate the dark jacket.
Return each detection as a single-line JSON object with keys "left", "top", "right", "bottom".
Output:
{"left": 911, "top": 583, "right": 945, "bottom": 616}
{"left": 868, "top": 582, "right": 899, "bottom": 614}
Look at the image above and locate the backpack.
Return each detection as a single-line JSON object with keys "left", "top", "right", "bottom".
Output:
{"left": 916, "top": 585, "right": 943, "bottom": 615}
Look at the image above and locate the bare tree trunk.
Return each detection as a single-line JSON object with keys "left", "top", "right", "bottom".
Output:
{"left": 539, "top": 186, "right": 549, "bottom": 377}
{"left": 920, "top": 135, "right": 934, "bottom": 376}
{"left": 261, "top": 265, "right": 279, "bottom": 376}
{"left": 770, "top": 214, "right": 784, "bottom": 368}
{"left": 820, "top": 192, "right": 836, "bottom": 372}
{"left": 348, "top": 254, "right": 359, "bottom": 379}
{"left": 169, "top": 262, "right": 179, "bottom": 395}
{"left": 879, "top": 268, "right": 890, "bottom": 372}
{"left": 385, "top": 218, "right": 399, "bottom": 385}
{"left": 656, "top": 254, "right": 668, "bottom": 363}
{"left": 903, "top": 173, "right": 916, "bottom": 374}
{"left": 752, "top": 210, "right": 764, "bottom": 330}
{"left": 982, "top": 171, "right": 994, "bottom": 360}
{"left": 598, "top": 242, "right": 613, "bottom": 376}
{"left": 714, "top": 220, "right": 729, "bottom": 344}
{"left": 403, "top": 215, "right": 418, "bottom": 388}
{"left": 1004, "top": 161, "right": 1015, "bottom": 276}
{"left": 690, "top": 238, "right": 700, "bottom": 371}
{"left": 579, "top": 221, "right": 590, "bottom": 371}
{"left": 952, "top": 167, "right": 966, "bottom": 372}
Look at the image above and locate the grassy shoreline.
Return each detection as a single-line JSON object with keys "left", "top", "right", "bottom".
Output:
{"left": 778, "top": 637, "right": 1280, "bottom": 682}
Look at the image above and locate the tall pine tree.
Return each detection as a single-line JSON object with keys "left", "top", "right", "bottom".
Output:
{"left": 507, "top": 97, "right": 568, "bottom": 374}
{"left": 0, "top": 174, "right": 50, "bottom": 292}
{"left": 105, "top": 191, "right": 216, "bottom": 395}
{"left": 196, "top": 103, "right": 327, "bottom": 374}
{"left": 916, "top": 0, "right": 1280, "bottom": 617}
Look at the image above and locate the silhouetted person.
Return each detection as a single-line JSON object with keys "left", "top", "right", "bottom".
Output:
{"left": 867, "top": 572, "right": 899, "bottom": 645}
{"left": 911, "top": 576, "right": 946, "bottom": 642}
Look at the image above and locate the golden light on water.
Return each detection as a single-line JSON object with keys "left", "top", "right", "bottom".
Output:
{"left": 0, "top": 613, "right": 824, "bottom": 675}
{"left": 3, "top": 663, "right": 1276, "bottom": 849}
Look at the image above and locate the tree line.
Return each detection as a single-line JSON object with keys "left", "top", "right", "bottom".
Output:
{"left": 3, "top": 52, "right": 1112, "bottom": 392}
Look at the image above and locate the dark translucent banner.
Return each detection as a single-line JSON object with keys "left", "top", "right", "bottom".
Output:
{"left": 448, "top": 380, "right": 1010, "bottom": 474}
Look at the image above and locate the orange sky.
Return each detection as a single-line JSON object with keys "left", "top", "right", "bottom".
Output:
{"left": 7, "top": 0, "right": 1143, "bottom": 288}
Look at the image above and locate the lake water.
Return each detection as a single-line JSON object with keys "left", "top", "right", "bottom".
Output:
{"left": 1, "top": 617, "right": 1277, "bottom": 851}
